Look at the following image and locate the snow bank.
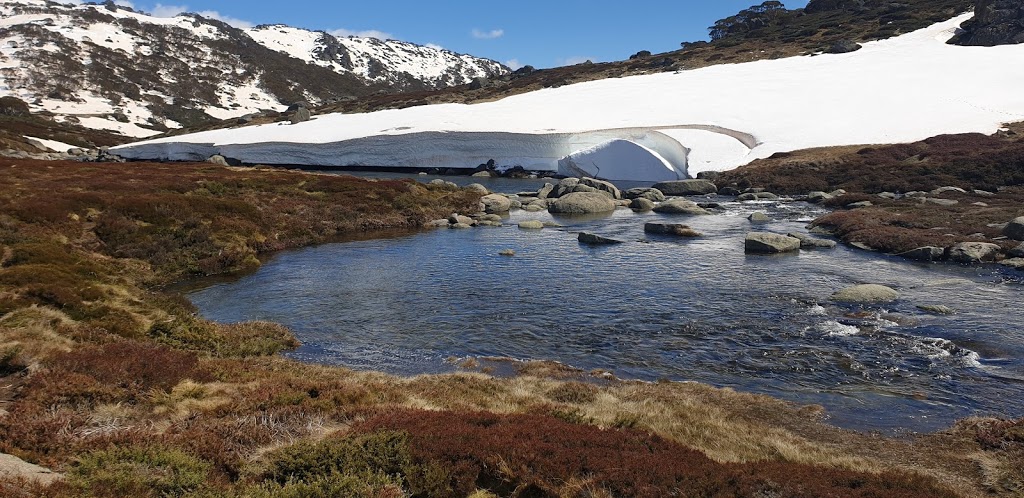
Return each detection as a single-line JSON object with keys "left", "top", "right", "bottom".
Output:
{"left": 114, "top": 13, "right": 1024, "bottom": 181}
{"left": 24, "top": 135, "right": 75, "bottom": 152}
{"left": 558, "top": 139, "right": 682, "bottom": 181}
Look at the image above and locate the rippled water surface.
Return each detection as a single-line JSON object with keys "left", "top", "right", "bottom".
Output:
{"left": 189, "top": 181, "right": 1024, "bottom": 433}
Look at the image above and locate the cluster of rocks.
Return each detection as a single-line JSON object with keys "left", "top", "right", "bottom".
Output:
{"left": 894, "top": 216, "right": 1024, "bottom": 268}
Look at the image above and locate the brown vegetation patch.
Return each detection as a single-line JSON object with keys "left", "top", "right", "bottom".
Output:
{"left": 718, "top": 132, "right": 1024, "bottom": 195}
{"left": 812, "top": 189, "right": 1024, "bottom": 254}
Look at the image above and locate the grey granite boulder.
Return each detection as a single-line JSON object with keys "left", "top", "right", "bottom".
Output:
{"left": 548, "top": 192, "right": 616, "bottom": 214}
{"left": 652, "top": 179, "right": 718, "bottom": 196}
{"left": 744, "top": 232, "right": 801, "bottom": 254}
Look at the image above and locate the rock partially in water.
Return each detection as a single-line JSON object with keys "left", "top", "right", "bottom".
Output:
{"left": 1009, "top": 242, "right": 1024, "bottom": 258}
{"left": 807, "top": 191, "right": 833, "bottom": 203}
{"left": 426, "top": 219, "right": 449, "bottom": 228}
{"left": 578, "top": 177, "right": 622, "bottom": 199}
{"left": 1004, "top": 216, "right": 1024, "bottom": 241}
{"left": 787, "top": 232, "right": 837, "bottom": 249}
{"left": 518, "top": 220, "right": 545, "bottom": 230}
{"left": 748, "top": 212, "right": 770, "bottom": 223}
{"left": 898, "top": 246, "right": 946, "bottom": 262}
{"left": 737, "top": 192, "right": 779, "bottom": 201}
{"left": 449, "top": 214, "right": 474, "bottom": 226}
{"left": 652, "top": 179, "right": 718, "bottom": 196}
{"left": 499, "top": 249, "right": 516, "bottom": 257}
{"left": 745, "top": 232, "right": 801, "bottom": 254}
{"left": 578, "top": 232, "right": 623, "bottom": 245}
{"left": 1000, "top": 258, "right": 1024, "bottom": 270}
{"left": 949, "top": 242, "right": 1001, "bottom": 263}
{"left": 623, "top": 188, "right": 665, "bottom": 202}
{"left": 550, "top": 178, "right": 580, "bottom": 198}
{"left": 481, "top": 194, "right": 512, "bottom": 213}
{"left": 449, "top": 223, "right": 473, "bottom": 229}
{"left": 831, "top": 284, "right": 900, "bottom": 304}
{"left": 630, "top": 198, "right": 655, "bottom": 211}
{"left": 537, "top": 183, "right": 556, "bottom": 199}
{"left": 645, "top": 223, "right": 702, "bottom": 237}
{"left": 548, "top": 192, "right": 617, "bottom": 214}
{"left": 917, "top": 304, "right": 956, "bottom": 315}
{"left": 653, "top": 199, "right": 710, "bottom": 215}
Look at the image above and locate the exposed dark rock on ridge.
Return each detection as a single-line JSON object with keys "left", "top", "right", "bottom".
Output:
{"left": 951, "top": 0, "right": 1024, "bottom": 45}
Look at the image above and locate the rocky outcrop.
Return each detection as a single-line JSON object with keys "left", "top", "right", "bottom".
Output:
{"left": 952, "top": 0, "right": 1024, "bottom": 46}
{"left": 831, "top": 284, "right": 900, "bottom": 303}
{"left": 578, "top": 177, "right": 622, "bottom": 199}
{"left": 623, "top": 188, "right": 666, "bottom": 202}
{"left": 745, "top": 232, "right": 801, "bottom": 254}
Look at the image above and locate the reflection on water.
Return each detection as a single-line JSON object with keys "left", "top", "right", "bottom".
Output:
{"left": 188, "top": 190, "right": 1024, "bottom": 433}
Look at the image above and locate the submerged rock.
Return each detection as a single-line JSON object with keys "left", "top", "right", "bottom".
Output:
{"left": 745, "top": 232, "right": 801, "bottom": 254}
{"left": 917, "top": 304, "right": 956, "bottom": 315}
{"left": 578, "top": 232, "right": 623, "bottom": 245}
{"left": 831, "top": 284, "right": 900, "bottom": 304}
{"left": 499, "top": 249, "right": 516, "bottom": 256}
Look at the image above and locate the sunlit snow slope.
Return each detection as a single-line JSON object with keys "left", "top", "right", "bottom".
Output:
{"left": 115, "top": 14, "right": 1024, "bottom": 181}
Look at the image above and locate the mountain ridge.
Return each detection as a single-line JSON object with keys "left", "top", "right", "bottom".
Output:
{"left": 0, "top": 0, "right": 507, "bottom": 141}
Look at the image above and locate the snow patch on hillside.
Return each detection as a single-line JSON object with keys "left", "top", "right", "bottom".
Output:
{"left": 116, "top": 13, "right": 1024, "bottom": 180}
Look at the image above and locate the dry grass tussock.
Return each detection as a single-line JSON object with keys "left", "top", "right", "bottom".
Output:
{"left": 0, "top": 159, "right": 1019, "bottom": 496}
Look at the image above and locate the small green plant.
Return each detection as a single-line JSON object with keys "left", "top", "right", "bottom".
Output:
{"left": 69, "top": 445, "right": 211, "bottom": 497}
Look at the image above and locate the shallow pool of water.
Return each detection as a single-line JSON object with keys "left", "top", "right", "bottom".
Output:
{"left": 188, "top": 193, "right": 1024, "bottom": 433}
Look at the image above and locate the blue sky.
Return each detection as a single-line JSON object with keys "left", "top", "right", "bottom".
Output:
{"left": 112, "top": 1, "right": 810, "bottom": 69}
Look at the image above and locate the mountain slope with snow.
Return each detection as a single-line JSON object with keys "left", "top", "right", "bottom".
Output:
{"left": 0, "top": 0, "right": 507, "bottom": 139}
{"left": 114, "top": 13, "right": 1024, "bottom": 181}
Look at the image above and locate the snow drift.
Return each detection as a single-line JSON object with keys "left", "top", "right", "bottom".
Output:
{"left": 114, "top": 13, "right": 1024, "bottom": 181}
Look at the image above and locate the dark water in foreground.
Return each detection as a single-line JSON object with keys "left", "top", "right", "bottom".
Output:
{"left": 188, "top": 183, "right": 1024, "bottom": 433}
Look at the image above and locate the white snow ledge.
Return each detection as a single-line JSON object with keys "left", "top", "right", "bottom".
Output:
{"left": 114, "top": 13, "right": 1024, "bottom": 181}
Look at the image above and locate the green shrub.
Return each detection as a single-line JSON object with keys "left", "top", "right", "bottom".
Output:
{"left": 149, "top": 320, "right": 299, "bottom": 358}
{"left": 69, "top": 445, "right": 211, "bottom": 497}
{"left": 264, "top": 431, "right": 411, "bottom": 485}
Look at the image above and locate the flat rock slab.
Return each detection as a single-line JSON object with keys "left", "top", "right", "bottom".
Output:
{"left": 831, "top": 284, "right": 900, "bottom": 303}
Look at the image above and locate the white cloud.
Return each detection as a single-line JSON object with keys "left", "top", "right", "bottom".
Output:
{"left": 150, "top": 3, "right": 186, "bottom": 17}
{"left": 329, "top": 29, "right": 393, "bottom": 40}
{"left": 471, "top": 28, "right": 504, "bottom": 40}
{"left": 504, "top": 58, "right": 523, "bottom": 70}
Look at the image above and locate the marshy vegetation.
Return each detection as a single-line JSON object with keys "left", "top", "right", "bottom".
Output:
{"left": 0, "top": 159, "right": 1021, "bottom": 496}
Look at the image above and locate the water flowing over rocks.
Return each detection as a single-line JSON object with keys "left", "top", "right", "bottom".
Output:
{"left": 831, "top": 284, "right": 900, "bottom": 304}
{"left": 745, "top": 232, "right": 801, "bottom": 254}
